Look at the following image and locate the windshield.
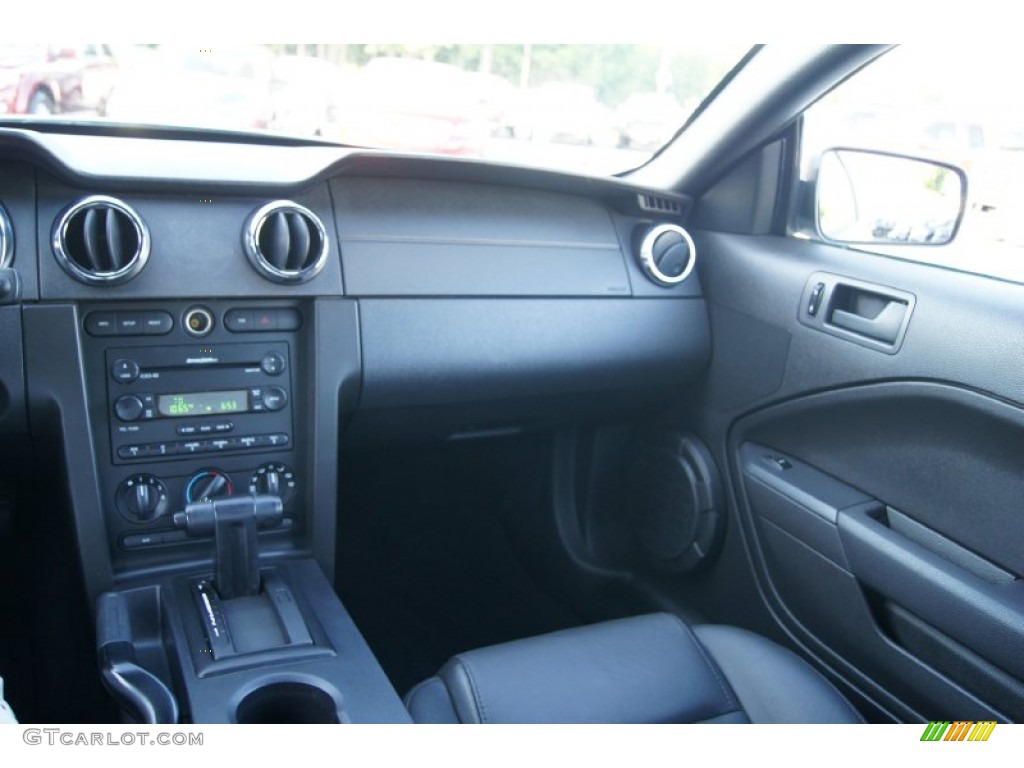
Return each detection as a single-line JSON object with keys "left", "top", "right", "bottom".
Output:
{"left": 0, "top": 43, "right": 748, "bottom": 174}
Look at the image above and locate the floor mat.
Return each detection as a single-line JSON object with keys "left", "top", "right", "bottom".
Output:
{"left": 336, "top": 439, "right": 586, "bottom": 695}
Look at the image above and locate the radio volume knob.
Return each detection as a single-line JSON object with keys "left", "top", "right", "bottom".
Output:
{"left": 114, "top": 395, "right": 145, "bottom": 422}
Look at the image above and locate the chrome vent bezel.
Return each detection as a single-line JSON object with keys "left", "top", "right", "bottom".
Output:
{"left": 52, "top": 195, "right": 150, "bottom": 286}
{"left": 638, "top": 223, "right": 696, "bottom": 287}
{"left": 243, "top": 201, "right": 329, "bottom": 284}
{"left": 0, "top": 204, "right": 12, "bottom": 268}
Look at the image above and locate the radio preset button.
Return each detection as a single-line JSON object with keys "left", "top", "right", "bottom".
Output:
{"left": 111, "top": 358, "right": 141, "bottom": 383}
{"left": 118, "top": 444, "right": 159, "bottom": 459}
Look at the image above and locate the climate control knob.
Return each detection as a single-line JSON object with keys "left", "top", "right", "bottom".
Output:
{"left": 185, "top": 468, "right": 233, "bottom": 504}
{"left": 116, "top": 474, "right": 169, "bottom": 523}
{"left": 249, "top": 463, "right": 296, "bottom": 509}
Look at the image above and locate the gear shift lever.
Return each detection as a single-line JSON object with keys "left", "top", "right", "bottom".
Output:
{"left": 173, "top": 494, "right": 283, "bottom": 599}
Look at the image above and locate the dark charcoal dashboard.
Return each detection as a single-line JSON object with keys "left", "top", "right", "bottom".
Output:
{"left": 0, "top": 126, "right": 710, "bottom": 722}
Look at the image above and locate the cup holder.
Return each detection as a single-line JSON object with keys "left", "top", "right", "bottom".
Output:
{"left": 235, "top": 681, "right": 341, "bottom": 724}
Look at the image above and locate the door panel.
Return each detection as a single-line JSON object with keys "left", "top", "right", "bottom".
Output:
{"left": 693, "top": 230, "right": 1024, "bottom": 722}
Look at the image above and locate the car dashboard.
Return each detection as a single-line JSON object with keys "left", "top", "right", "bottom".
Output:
{"left": 0, "top": 126, "right": 710, "bottom": 722}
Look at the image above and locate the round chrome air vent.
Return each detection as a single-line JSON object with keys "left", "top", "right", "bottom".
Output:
{"left": 52, "top": 196, "right": 150, "bottom": 286}
{"left": 636, "top": 223, "right": 696, "bottom": 287}
{"left": 0, "top": 204, "right": 12, "bottom": 268}
{"left": 243, "top": 201, "right": 328, "bottom": 284}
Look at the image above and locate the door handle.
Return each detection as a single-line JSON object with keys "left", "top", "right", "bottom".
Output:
{"left": 800, "top": 273, "right": 916, "bottom": 354}
{"left": 830, "top": 300, "right": 907, "bottom": 344}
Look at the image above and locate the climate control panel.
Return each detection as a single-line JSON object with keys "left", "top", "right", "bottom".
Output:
{"left": 113, "top": 463, "right": 299, "bottom": 550}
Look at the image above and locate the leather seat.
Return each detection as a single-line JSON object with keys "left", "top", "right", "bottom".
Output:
{"left": 405, "top": 613, "right": 862, "bottom": 723}
{"left": 0, "top": 676, "right": 16, "bottom": 724}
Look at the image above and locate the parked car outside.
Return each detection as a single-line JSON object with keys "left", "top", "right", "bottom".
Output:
{"left": 614, "top": 92, "right": 687, "bottom": 149}
{"left": 332, "top": 57, "right": 488, "bottom": 155}
{"left": 460, "top": 70, "right": 519, "bottom": 138}
{"left": 104, "top": 46, "right": 275, "bottom": 131}
{"left": 0, "top": 44, "right": 118, "bottom": 116}
{"left": 508, "top": 81, "right": 619, "bottom": 146}
{"left": 270, "top": 54, "right": 353, "bottom": 138}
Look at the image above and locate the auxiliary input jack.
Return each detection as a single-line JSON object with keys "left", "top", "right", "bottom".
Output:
{"left": 183, "top": 306, "right": 214, "bottom": 336}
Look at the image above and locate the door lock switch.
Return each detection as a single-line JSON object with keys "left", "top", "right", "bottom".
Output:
{"left": 764, "top": 454, "right": 793, "bottom": 471}
{"left": 807, "top": 282, "right": 826, "bottom": 316}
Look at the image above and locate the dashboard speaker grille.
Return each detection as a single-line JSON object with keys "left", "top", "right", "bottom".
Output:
{"left": 52, "top": 196, "right": 150, "bottom": 285}
{"left": 244, "top": 201, "right": 328, "bottom": 284}
{"left": 627, "top": 431, "right": 725, "bottom": 573}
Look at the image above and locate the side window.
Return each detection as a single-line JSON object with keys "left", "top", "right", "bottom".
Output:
{"left": 793, "top": 45, "right": 1024, "bottom": 283}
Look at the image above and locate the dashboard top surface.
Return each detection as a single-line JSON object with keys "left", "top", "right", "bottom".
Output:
{"left": 0, "top": 126, "right": 691, "bottom": 210}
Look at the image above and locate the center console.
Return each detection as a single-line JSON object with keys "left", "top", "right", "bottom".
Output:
{"left": 97, "top": 554, "right": 410, "bottom": 724}
{"left": 82, "top": 301, "right": 307, "bottom": 574}
{"left": 23, "top": 296, "right": 409, "bottom": 723}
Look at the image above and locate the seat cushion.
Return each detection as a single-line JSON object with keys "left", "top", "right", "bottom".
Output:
{"left": 0, "top": 676, "right": 16, "bottom": 724}
{"left": 692, "top": 624, "right": 863, "bottom": 724}
{"left": 405, "top": 613, "right": 861, "bottom": 724}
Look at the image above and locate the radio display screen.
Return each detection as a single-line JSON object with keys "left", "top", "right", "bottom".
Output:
{"left": 157, "top": 390, "right": 249, "bottom": 418}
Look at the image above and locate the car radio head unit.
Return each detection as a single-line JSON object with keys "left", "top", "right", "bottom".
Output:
{"left": 105, "top": 341, "right": 293, "bottom": 464}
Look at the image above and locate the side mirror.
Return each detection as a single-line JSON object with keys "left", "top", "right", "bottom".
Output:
{"left": 816, "top": 148, "right": 967, "bottom": 246}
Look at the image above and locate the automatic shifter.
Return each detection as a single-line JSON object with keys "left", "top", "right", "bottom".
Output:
{"left": 173, "top": 494, "right": 282, "bottom": 599}
{"left": 172, "top": 495, "right": 312, "bottom": 661}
